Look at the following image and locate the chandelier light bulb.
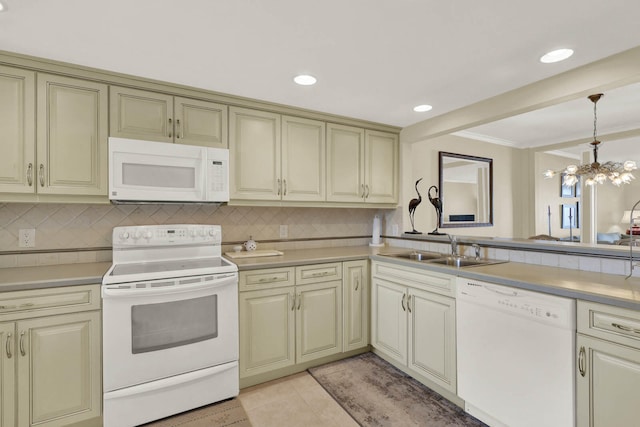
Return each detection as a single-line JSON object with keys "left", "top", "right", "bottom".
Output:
{"left": 585, "top": 178, "right": 596, "bottom": 186}
{"left": 624, "top": 160, "right": 637, "bottom": 171}
{"left": 543, "top": 170, "right": 556, "bottom": 178}
{"left": 565, "top": 165, "right": 578, "bottom": 174}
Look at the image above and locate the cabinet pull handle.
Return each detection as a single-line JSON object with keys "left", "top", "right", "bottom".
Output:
{"left": 578, "top": 346, "right": 586, "bottom": 377}
{"left": 19, "top": 331, "right": 26, "bottom": 356}
{"left": 311, "top": 271, "right": 329, "bottom": 277}
{"left": 612, "top": 322, "right": 640, "bottom": 334}
{"left": 365, "top": 185, "right": 370, "bottom": 198}
{"left": 26, "top": 163, "right": 33, "bottom": 186}
{"left": 258, "top": 276, "right": 280, "bottom": 283}
{"left": 283, "top": 179, "right": 287, "bottom": 196}
{"left": 297, "top": 293, "right": 302, "bottom": 310}
{"left": 6, "top": 333, "right": 12, "bottom": 359}
{"left": 361, "top": 184, "right": 365, "bottom": 198}
{"left": 407, "top": 295, "right": 412, "bottom": 313}
{"left": 401, "top": 294, "right": 406, "bottom": 311}
{"left": 39, "top": 164, "right": 45, "bottom": 187}
{"left": 355, "top": 277, "right": 360, "bottom": 291}
{"left": 168, "top": 118, "right": 172, "bottom": 138}
{"left": 176, "top": 119, "right": 181, "bottom": 139}
{"left": 277, "top": 178, "right": 281, "bottom": 196}
{"left": 0, "top": 305, "right": 17, "bottom": 310}
{"left": 291, "top": 293, "right": 296, "bottom": 311}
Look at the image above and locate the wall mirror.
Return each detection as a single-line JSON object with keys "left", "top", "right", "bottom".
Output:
{"left": 438, "top": 151, "right": 493, "bottom": 228}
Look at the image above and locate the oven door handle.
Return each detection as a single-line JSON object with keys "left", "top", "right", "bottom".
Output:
{"left": 104, "top": 361, "right": 238, "bottom": 399}
{"left": 102, "top": 274, "right": 237, "bottom": 298}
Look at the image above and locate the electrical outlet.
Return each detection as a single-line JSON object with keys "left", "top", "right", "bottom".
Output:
{"left": 19, "top": 229, "right": 36, "bottom": 248}
{"left": 391, "top": 224, "right": 399, "bottom": 236}
{"left": 279, "top": 225, "right": 288, "bottom": 239}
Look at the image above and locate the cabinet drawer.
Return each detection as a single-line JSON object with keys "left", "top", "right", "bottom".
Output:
{"left": 372, "top": 261, "right": 455, "bottom": 297}
{"left": 0, "top": 284, "right": 100, "bottom": 321}
{"left": 296, "top": 262, "right": 342, "bottom": 285}
{"left": 239, "top": 267, "right": 295, "bottom": 291}
{"left": 578, "top": 300, "right": 640, "bottom": 349}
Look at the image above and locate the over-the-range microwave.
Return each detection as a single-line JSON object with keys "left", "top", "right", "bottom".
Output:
{"left": 108, "top": 137, "right": 229, "bottom": 203}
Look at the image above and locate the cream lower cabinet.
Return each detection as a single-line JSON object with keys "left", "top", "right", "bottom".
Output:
{"left": 239, "top": 263, "right": 344, "bottom": 379}
{"left": 371, "top": 261, "right": 456, "bottom": 394}
{"left": 0, "top": 285, "right": 101, "bottom": 427}
{"left": 577, "top": 300, "right": 640, "bottom": 427}
{"left": 110, "top": 86, "right": 228, "bottom": 148}
{"left": 343, "top": 260, "right": 369, "bottom": 352}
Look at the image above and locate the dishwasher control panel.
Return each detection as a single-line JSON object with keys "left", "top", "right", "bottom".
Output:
{"left": 457, "top": 278, "right": 575, "bottom": 329}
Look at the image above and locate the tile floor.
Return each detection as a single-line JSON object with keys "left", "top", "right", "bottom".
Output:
{"left": 238, "top": 371, "right": 358, "bottom": 427}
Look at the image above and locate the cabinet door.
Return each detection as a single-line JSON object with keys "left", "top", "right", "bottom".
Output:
{"left": 343, "top": 260, "right": 369, "bottom": 352}
{"left": 174, "top": 97, "right": 228, "bottom": 148}
{"left": 371, "top": 278, "right": 407, "bottom": 365}
{"left": 296, "top": 281, "right": 342, "bottom": 364}
{"left": 239, "top": 287, "right": 295, "bottom": 378}
{"left": 364, "top": 130, "right": 398, "bottom": 204}
{"left": 577, "top": 334, "right": 640, "bottom": 427}
{"left": 326, "top": 124, "right": 365, "bottom": 202}
{"left": 17, "top": 311, "right": 101, "bottom": 427}
{"left": 229, "top": 107, "right": 281, "bottom": 201}
{"left": 0, "top": 323, "right": 16, "bottom": 427}
{"left": 36, "top": 74, "right": 108, "bottom": 196}
{"left": 281, "top": 116, "right": 325, "bottom": 201}
{"left": 110, "top": 86, "right": 174, "bottom": 143}
{"left": 408, "top": 287, "right": 456, "bottom": 393}
{"left": 0, "top": 66, "right": 35, "bottom": 194}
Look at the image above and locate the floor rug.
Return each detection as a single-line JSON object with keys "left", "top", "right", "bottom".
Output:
{"left": 308, "top": 352, "right": 486, "bottom": 427}
{"left": 142, "top": 398, "right": 252, "bottom": 427}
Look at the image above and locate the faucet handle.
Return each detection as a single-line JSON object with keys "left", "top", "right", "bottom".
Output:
{"left": 472, "top": 244, "right": 481, "bottom": 259}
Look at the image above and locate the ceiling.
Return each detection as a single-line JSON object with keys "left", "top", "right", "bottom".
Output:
{"left": 1, "top": 0, "right": 640, "bottom": 131}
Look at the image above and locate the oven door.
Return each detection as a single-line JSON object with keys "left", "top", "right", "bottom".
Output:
{"left": 102, "top": 272, "right": 238, "bottom": 392}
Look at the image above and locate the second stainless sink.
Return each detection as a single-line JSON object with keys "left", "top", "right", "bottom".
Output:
{"left": 427, "top": 256, "right": 506, "bottom": 268}
{"left": 382, "top": 251, "right": 443, "bottom": 261}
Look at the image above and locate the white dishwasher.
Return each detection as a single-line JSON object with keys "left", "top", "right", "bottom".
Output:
{"left": 456, "top": 278, "right": 576, "bottom": 427}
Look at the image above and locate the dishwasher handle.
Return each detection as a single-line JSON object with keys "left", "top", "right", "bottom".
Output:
{"left": 483, "top": 285, "right": 519, "bottom": 297}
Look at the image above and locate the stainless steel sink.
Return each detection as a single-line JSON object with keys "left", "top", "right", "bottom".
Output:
{"left": 380, "top": 251, "right": 443, "bottom": 261}
{"left": 426, "top": 256, "right": 507, "bottom": 268}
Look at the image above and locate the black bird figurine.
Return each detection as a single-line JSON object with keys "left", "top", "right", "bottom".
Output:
{"left": 407, "top": 178, "right": 423, "bottom": 234}
{"left": 428, "top": 185, "right": 445, "bottom": 235}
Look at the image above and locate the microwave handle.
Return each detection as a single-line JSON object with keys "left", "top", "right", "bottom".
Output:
{"left": 102, "top": 273, "right": 236, "bottom": 299}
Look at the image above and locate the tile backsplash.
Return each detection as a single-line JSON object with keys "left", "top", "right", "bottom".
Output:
{"left": 0, "top": 203, "right": 391, "bottom": 267}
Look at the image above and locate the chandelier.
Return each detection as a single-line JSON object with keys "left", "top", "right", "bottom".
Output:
{"left": 543, "top": 93, "right": 637, "bottom": 187}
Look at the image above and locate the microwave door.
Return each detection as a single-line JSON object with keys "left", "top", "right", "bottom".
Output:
{"left": 111, "top": 151, "right": 206, "bottom": 202}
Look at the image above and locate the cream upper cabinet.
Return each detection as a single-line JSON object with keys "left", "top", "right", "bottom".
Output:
{"left": 0, "top": 66, "right": 35, "bottom": 194}
{"left": 577, "top": 301, "right": 640, "bottom": 427}
{"left": 327, "top": 124, "right": 365, "bottom": 203}
{"left": 229, "top": 107, "right": 281, "bottom": 201}
{"left": 343, "top": 260, "right": 369, "bottom": 352}
{"left": 37, "top": 74, "right": 108, "bottom": 196}
{"left": 229, "top": 108, "right": 325, "bottom": 202}
{"left": 110, "top": 87, "right": 228, "bottom": 148}
{"left": 327, "top": 125, "right": 398, "bottom": 204}
{"left": 1, "top": 70, "right": 108, "bottom": 200}
{"left": 281, "top": 116, "right": 325, "bottom": 202}
{"left": 364, "top": 130, "right": 398, "bottom": 204}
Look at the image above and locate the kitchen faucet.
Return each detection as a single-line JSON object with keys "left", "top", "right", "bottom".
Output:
{"left": 626, "top": 198, "right": 640, "bottom": 279}
{"left": 449, "top": 235, "right": 458, "bottom": 257}
{"left": 472, "top": 244, "right": 481, "bottom": 259}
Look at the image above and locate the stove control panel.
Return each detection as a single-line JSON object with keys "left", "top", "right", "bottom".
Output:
{"left": 113, "top": 224, "right": 222, "bottom": 246}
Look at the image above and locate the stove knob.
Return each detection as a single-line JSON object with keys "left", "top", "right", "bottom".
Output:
{"left": 144, "top": 231, "right": 153, "bottom": 239}
{"left": 208, "top": 229, "right": 215, "bottom": 236}
{"left": 133, "top": 231, "right": 142, "bottom": 240}
{"left": 119, "top": 231, "right": 130, "bottom": 240}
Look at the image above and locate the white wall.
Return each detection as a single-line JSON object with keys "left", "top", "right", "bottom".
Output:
{"left": 399, "top": 133, "right": 523, "bottom": 238}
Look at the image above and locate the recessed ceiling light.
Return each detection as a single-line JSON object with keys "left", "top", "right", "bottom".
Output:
{"left": 413, "top": 104, "right": 433, "bottom": 113}
{"left": 294, "top": 75, "right": 317, "bottom": 86}
{"left": 540, "top": 48, "right": 574, "bottom": 64}
{"left": 0, "top": 2, "right": 5, "bottom": 12}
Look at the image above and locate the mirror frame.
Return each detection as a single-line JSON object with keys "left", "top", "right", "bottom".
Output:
{"left": 438, "top": 151, "right": 494, "bottom": 228}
